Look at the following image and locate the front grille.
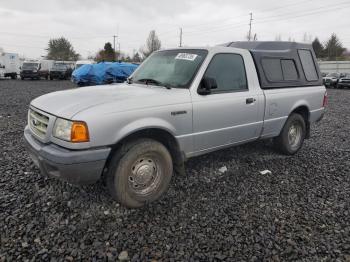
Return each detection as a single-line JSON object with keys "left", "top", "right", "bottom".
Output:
{"left": 29, "top": 108, "right": 50, "bottom": 139}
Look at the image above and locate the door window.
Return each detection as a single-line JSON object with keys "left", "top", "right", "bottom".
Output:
{"left": 204, "top": 53, "right": 248, "bottom": 93}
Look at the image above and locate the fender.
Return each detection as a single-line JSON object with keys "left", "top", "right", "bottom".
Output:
{"left": 113, "top": 117, "right": 177, "bottom": 145}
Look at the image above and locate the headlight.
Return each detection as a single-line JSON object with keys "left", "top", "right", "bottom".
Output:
{"left": 53, "top": 118, "right": 89, "bottom": 143}
{"left": 339, "top": 79, "right": 343, "bottom": 82}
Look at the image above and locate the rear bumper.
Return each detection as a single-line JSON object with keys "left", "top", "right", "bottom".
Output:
{"left": 24, "top": 126, "right": 111, "bottom": 185}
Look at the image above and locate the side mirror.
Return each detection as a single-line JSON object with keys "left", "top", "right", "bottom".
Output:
{"left": 198, "top": 77, "right": 217, "bottom": 95}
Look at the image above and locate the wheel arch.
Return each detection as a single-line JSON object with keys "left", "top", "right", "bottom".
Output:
{"left": 104, "top": 127, "right": 185, "bottom": 178}
{"left": 290, "top": 105, "right": 310, "bottom": 138}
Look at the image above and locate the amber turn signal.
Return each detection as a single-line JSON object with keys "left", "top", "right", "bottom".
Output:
{"left": 71, "top": 122, "right": 89, "bottom": 143}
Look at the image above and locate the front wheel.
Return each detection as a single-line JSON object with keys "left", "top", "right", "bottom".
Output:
{"left": 274, "top": 113, "right": 306, "bottom": 155}
{"left": 105, "top": 139, "right": 173, "bottom": 208}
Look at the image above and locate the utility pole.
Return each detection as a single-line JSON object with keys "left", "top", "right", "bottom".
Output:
{"left": 118, "top": 43, "right": 121, "bottom": 61}
{"left": 179, "top": 28, "right": 183, "bottom": 47}
{"left": 113, "top": 35, "right": 117, "bottom": 61}
{"left": 248, "top": 12, "right": 253, "bottom": 41}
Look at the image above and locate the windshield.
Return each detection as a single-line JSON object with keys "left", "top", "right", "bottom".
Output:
{"left": 132, "top": 49, "right": 208, "bottom": 88}
{"left": 52, "top": 64, "right": 67, "bottom": 70}
{"left": 343, "top": 74, "right": 350, "bottom": 78}
{"left": 22, "top": 63, "right": 39, "bottom": 70}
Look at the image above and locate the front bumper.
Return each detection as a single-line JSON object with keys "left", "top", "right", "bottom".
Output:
{"left": 337, "top": 82, "right": 350, "bottom": 87}
{"left": 21, "top": 71, "right": 39, "bottom": 78}
{"left": 50, "top": 72, "right": 66, "bottom": 79}
{"left": 24, "top": 126, "right": 111, "bottom": 185}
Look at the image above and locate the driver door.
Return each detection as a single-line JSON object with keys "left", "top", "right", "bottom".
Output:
{"left": 191, "top": 52, "right": 262, "bottom": 153}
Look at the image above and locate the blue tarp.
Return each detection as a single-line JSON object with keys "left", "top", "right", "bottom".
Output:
{"left": 71, "top": 62, "right": 138, "bottom": 86}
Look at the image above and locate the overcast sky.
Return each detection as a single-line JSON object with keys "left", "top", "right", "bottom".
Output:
{"left": 1, "top": 0, "right": 350, "bottom": 59}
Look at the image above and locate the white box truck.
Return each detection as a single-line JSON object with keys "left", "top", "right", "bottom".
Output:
{"left": 75, "top": 60, "right": 94, "bottom": 70}
{"left": 20, "top": 59, "right": 54, "bottom": 80}
{"left": 0, "top": 52, "right": 20, "bottom": 79}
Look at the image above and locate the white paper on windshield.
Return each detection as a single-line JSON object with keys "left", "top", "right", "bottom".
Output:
{"left": 175, "top": 53, "right": 198, "bottom": 61}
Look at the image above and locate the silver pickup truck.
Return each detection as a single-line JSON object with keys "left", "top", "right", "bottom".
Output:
{"left": 24, "top": 41, "right": 327, "bottom": 208}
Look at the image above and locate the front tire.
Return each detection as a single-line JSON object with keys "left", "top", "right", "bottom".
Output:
{"left": 105, "top": 139, "right": 173, "bottom": 208}
{"left": 274, "top": 113, "right": 306, "bottom": 155}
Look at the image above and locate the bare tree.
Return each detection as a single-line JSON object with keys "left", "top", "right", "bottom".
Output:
{"left": 141, "top": 30, "right": 161, "bottom": 58}
{"left": 275, "top": 34, "right": 282, "bottom": 41}
{"left": 303, "top": 33, "right": 313, "bottom": 43}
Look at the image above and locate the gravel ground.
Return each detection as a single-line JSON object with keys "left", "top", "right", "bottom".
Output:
{"left": 0, "top": 80, "right": 349, "bottom": 261}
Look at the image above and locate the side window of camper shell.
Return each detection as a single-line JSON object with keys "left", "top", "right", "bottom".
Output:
{"left": 261, "top": 58, "right": 298, "bottom": 82}
{"left": 298, "top": 49, "right": 318, "bottom": 81}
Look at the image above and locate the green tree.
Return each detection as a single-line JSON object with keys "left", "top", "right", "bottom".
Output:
{"left": 96, "top": 42, "right": 117, "bottom": 62}
{"left": 312, "top": 37, "right": 324, "bottom": 58}
{"left": 46, "top": 37, "right": 79, "bottom": 60}
{"left": 132, "top": 52, "right": 141, "bottom": 63}
{"left": 140, "top": 30, "right": 161, "bottom": 58}
{"left": 324, "top": 33, "right": 346, "bottom": 60}
{"left": 124, "top": 56, "right": 131, "bottom": 62}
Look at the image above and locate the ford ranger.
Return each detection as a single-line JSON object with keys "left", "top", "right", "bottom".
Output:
{"left": 24, "top": 41, "right": 327, "bottom": 208}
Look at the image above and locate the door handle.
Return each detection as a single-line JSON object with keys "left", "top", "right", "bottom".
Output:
{"left": 246, "top": 98, "right": 256, "bottom": 104}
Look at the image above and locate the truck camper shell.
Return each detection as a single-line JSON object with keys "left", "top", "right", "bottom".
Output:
{"left": 226, "top": 41, "right": 322, "bottom": 89}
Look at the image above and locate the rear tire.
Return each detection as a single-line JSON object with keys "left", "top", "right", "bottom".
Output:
{"left": 274, "top": 113, "right": 306, "bottom": 155}
{"left": 105, "top": 139, "right": 173, "bottom": 208}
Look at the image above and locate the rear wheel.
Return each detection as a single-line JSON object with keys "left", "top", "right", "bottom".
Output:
{"left": 105, "top": 139, "right": 173, "bottom": 208}
{"left": 274, "top": 113, "right": 306, "bottom": 155}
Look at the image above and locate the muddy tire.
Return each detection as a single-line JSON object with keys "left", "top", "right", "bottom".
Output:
{"left": 274, "top": 113, "right": 306, "bottom": 155}
{"left": 105, "top": 139, "right": 173, "bottom": 208}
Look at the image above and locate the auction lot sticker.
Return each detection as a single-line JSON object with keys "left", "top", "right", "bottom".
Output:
{"left": 175, "top": 53, "right": 198, "bottom": 61}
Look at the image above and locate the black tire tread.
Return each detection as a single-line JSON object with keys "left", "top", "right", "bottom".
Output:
{"left": 105, "top": 138, "right": 173, "bottom": 208}
{"left": 274, "top": 113, "right": 306, "bottom": 155}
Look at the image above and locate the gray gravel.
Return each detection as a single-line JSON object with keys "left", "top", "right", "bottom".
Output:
{"left": 0, "top": 80, "right": 349, "bottom": 261}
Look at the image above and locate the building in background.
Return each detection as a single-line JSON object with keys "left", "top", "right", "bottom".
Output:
{"left": 318, "top": 61, "right": 350, "bottom": 74}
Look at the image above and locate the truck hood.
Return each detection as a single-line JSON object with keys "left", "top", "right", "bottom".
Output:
{"left": 31, "top": 83, "right": 192, "bottom": 119}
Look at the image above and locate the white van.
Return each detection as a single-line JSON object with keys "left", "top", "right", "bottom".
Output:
{"left": 75, "top": 60, "right": 94, "bottom": 70}
{"left": 20, "top": 60, "right": 54, "bottom": 80}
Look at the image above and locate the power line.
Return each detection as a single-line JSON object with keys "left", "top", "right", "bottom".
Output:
{"left": 254, "top": 0, "right": 350, "bottom": 24}
{"left": 181, "top": 1, "right": 350, "bottom": 39}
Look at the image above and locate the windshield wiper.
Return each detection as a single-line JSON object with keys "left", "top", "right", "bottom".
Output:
{"left": 136, "top": 78, "right": 172, "bottom": 89}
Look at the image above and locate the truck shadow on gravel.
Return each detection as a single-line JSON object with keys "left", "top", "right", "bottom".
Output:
{"left": 30, "top": 139, "right": 284, "bottom": 208}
